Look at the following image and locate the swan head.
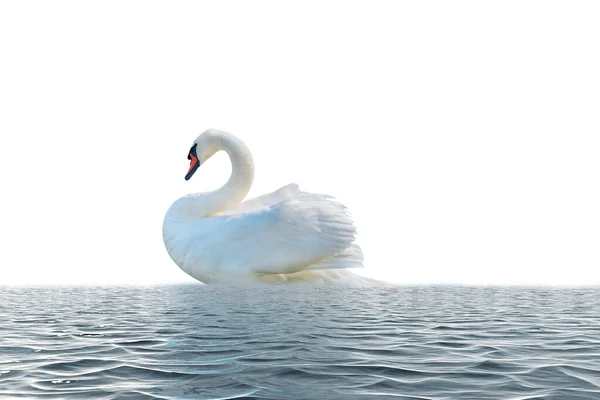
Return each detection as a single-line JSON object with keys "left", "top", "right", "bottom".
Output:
{"left": 184, "top": 129, "right": 222, "bottom": 180}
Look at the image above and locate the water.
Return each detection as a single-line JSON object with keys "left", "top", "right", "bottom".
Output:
{"left": 1, "top": 284, "right": 600, "bottom": 400}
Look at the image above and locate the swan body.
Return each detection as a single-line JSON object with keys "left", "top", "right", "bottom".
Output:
{"left": 163, "top": 129, "right": 364, "bottom": 284}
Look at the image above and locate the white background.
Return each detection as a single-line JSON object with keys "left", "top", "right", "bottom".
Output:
{"left": 1, "top": 1, "right": 598, "bottom": 285}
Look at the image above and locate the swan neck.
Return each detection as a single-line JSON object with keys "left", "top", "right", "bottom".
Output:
{"left": 214, "top": 133, "right": 254, "bottom": 211}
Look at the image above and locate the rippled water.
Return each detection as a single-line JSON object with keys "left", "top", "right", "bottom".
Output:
{"left": 1, "top": 284, "right": 600, "bottom": 399}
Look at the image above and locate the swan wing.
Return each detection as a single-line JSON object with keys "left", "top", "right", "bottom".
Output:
{"left": 190, "top": 186, "right": 361, "bottom": 276}
{"left": 214, "top": 183, "right": 300, "bottom": 216}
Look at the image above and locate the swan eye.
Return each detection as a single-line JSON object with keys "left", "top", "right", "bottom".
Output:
{"left": 185, "top": 143, "right": 200, "bottom": 181}
{"left": 187, "top": 143, "right": 197, "bottom": 160}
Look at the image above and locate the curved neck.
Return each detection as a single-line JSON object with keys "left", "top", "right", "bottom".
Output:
{"left": 206, "top": 132, "right": 254, "bottom": 214}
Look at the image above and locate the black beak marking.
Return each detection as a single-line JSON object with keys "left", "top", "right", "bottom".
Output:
{"left": 185, "top": 143, "right": 200, "bottom": 181}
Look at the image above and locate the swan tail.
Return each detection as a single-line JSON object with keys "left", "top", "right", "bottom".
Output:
{"left": 303, "top": 244, "right": 364, "bottom": 271}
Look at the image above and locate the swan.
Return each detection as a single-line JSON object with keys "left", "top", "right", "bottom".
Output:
{"left": 162, "top": 129, "right": 364, "bottom": 284}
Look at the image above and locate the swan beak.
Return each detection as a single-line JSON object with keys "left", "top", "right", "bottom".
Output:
{"left": 185, "top": 143, "right": 200, "bottom": 181}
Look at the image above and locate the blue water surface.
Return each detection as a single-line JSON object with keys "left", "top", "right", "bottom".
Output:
{"left": 1, "top": 284, "right": 600, "bottom": 399}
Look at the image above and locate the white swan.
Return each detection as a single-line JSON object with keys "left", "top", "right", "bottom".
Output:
{"left": 162, "top": 129, "right": 364, "bottom": 284}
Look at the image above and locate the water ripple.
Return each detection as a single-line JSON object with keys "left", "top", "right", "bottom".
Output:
{"left": 1, "top": 285, "right": 600, "bottom": 399}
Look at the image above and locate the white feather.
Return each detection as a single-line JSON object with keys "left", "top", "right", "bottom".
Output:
{"left": 163, "top": 129, "right": 364, "bottom": 284}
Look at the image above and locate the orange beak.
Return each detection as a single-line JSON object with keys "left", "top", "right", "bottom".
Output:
{"left": 185, "top": 144, "right": 200, "bottom": 180}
